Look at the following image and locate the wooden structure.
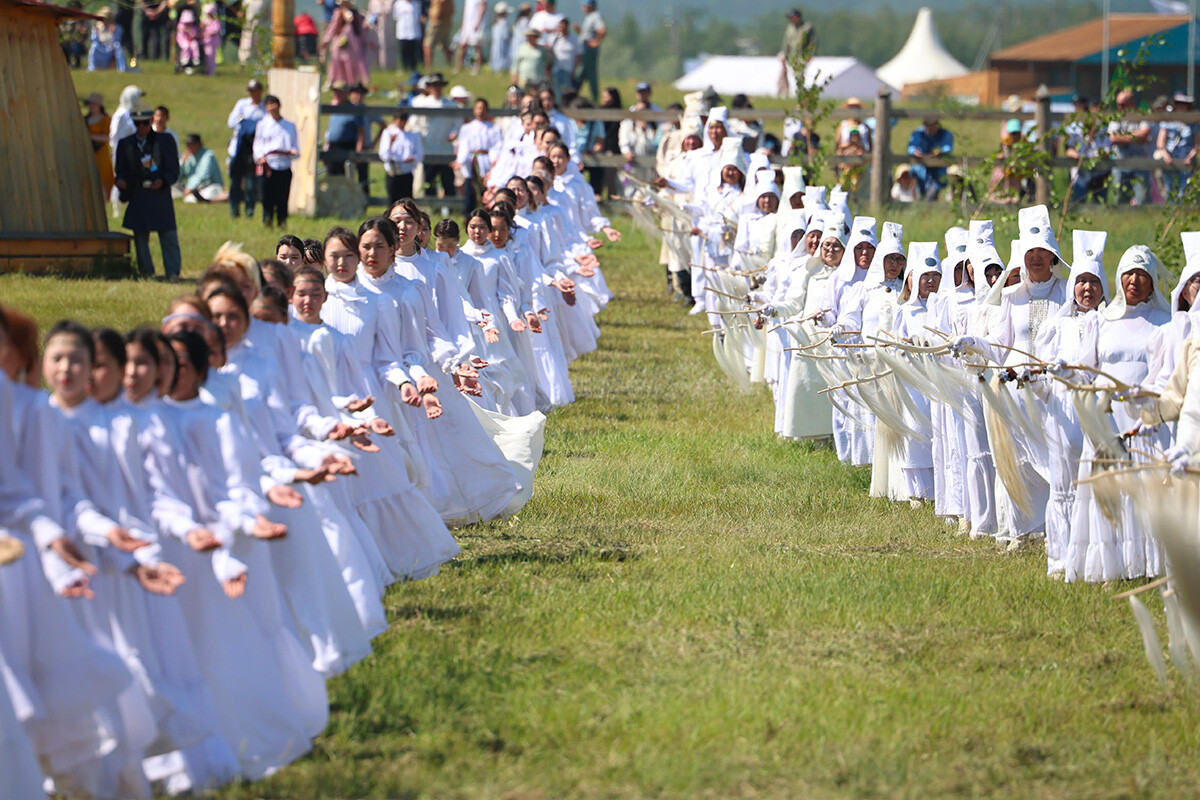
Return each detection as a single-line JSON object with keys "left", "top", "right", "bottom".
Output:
{"left": 0, "top": 0, "right": 130, "bottom": 274}
{"left": 907, "top": 14, "right": 1195, "bottom": 106}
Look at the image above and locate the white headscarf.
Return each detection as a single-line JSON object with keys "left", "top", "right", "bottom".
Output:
{"left": 118, "top": 85, "right": 144, "bottom": 113}
{"left": 1050, "top": 229, "right": 1109, "bottom": 321}
{"left": 983, "top": 239, "right": 1026, "bottom": 306}
{"left": 1017, "top": 203, "right": 1066, "bottom": 277}
{"left": 1101, "top": 245, "right": 1171, "bottom": 321}
{"left": 803, "top": 185, "right": 828, "bottom": 212}
{"left": 828, "top": 187, "right": 851, "bottom": 231}
{"left": 717, "top": 136, "right": 747, "bottom": 178}
{"left": 1172, "top": 231, "right": 1200, "bottom": 311}
{"left": 707, "top": 106, "right": 729, "bottom": 128}
{"left": 900, "top": 242, "right": 941, "bottom": 305}
{"left": 966, "top": 220, "right": 1003, "bottom": 304}
{"left": 834, "top": 216, "right": 878, "bottom": 281}
{"left": 866, "top": 221, "right": 904, "bottom": 287}
{"left": 781, "top": 166, "right": 806, "bottom": 200}
{"left": 803, "top": 208, "right": 828, "bottom": 239}
{"left": 938, "top": 225, "right": 970, "bottom": 298}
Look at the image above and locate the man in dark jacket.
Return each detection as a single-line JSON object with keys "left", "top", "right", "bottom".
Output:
{"left": 115, "top": 108, "right": 181, "bottom": 279}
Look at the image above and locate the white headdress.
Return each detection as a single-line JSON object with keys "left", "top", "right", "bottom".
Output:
{"left": 834, "top": 216, "right": 878, "bottom": 282}
{"left": 1172, "top": 231, "right": 1200, "bottom": 311}
{"left": 1017, "top": 204, "right": 1064, "bottom": 274}
{"left": 900, "top": 242, "right": 941, "bottom": 305}
{"left": 865, "top": 221, "right": 904, "bottom": 286}
{"left": 717, "top": 137, "right": 747, "bottom": 177}
{"left": 1101, "top": 244, "right": 1170, "bottom": 320}
{"left": 1050, "top": 229, "right": 1109, "bottom": 321}
{"left": 781, "top": 166, "right": 806, "bottom": 200}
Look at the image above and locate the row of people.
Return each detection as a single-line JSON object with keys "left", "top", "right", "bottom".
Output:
{"left": 646, "top": 102, "right": 1199, "bottom": 587}
{"left": 0, "top": 160, "right": 617, "bottom": 796}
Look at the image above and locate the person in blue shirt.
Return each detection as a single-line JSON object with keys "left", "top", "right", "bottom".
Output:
{"left": 906, "top": 116, "right": 953, "bottom": 200}
{"left": 177, "top": 133, "right": 227, "bottom": 202}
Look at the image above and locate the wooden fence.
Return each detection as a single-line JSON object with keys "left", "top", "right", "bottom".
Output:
{"left": 283, "top": 73, "right": 1200, "bottom": 215}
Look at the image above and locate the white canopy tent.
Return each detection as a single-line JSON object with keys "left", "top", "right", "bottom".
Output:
{"left": 875, "top": 7, "right": 968, "bottom": 90}
{"left": 674, "top": 55, "right": 896, "bottom": 100}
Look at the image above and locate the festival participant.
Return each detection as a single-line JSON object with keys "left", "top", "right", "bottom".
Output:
{"left": 456, "top": 211, "right": 539, "bottom": 415}
{"left": 765, "top": 216, "right": 847, "bottom": 441}
{"left": 153, "top": 330, "right": 329, "bottom": 778}
{"left": 0, "top": 313, "right": 142, "bottom": 799}
{"left": 821, "top": 216, "right": 876, "bottom": 464}
{"left": 835, "top": 221, "right": 906, "bottom": 492}
{"left": 1032, "top": 231, "right": 1107, "bottom": 577}
{"left": 276, "top": 234, "right": 306, "bottom": 268}
{"left": 892, "top": 243, "right": 942, "bottom": 503}
{"left": 453, "top": 98, "right": 503, "bottom": 214}
{"left": 1064, "top": 245, "right": 1171, "bottom": 582}
{"left": 252, "top": 96, "right": 299, "bottom": 228}
{"left": 375, "top": 208, "right": 527, "bottom": 523}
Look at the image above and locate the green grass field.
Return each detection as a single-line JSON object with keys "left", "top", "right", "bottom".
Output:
{"left": 4, "top": 61, "right": 1197, "bottom": 799}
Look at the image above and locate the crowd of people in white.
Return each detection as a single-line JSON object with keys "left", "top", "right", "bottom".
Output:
{"left": 0, "top": 145, "right": 619, "bottom": 795}
{"left": 649, "top": 96, "right": 1200, "bottom": 590}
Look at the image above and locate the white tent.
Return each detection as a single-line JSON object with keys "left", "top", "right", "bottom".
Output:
{"left": 875, "top": 7, "right": 968, "bottom": 90}
{"left": 674, "top": 55, "right": 896, "bottom": 100}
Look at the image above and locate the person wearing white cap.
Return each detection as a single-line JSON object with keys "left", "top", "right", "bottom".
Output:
{"left": 695, "top": 138, "right": 748, "bottom": 325}
{"left": 765, "top": 217, "right": 846, "bottom": 441}
{"left": 1141, "top": 231, "right": 1200, "bottom": 398}
{"left": 893, "top": 242, "right": 943, "bottom": 503}
{"left": 731, "top": 172, "right": 779, "bottom": 273}
{"left": 1063, "top": 244, "right": 1171, "bottom": 583}
{"left": 1032, "top": 230, "right": 1108, "bottom": 576}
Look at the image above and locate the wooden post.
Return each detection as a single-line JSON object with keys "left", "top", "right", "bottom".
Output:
{"left": 273, "top": 0, "right": 295, "bottom": 68}
{"left": 1034, "top": 84, "right": 1051, "bottom": 207}
{"left": 870, "top": 88, "right": 892, "bottom": 210}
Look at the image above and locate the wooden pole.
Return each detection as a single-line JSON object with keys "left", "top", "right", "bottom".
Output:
{"left": 273, "top": 0, "right": 295, "bottom": 68}
{"left": 870, "top": 88, "right": 892, "bottom": 210}
{"left": 1034, "top": 84, "right": 1050, "bottom": 207}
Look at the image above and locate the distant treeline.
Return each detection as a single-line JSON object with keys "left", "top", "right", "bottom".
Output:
{"left": 600, "top": 1, "right": 1103, "bottom": 82}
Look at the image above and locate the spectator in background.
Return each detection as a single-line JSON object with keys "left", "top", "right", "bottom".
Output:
{"left": 618, "top": 95, "right": 657, "bottom": 183}
{"left": 114, "top": 109, "right": 181, "bottom": 279}
{"left": 295, "top": 12, "right": 320, "bottom": 61}
{"left": 139, "top": 0, "right": 170, "bottom": 61}
{"left": 546, "top": 17, "right": 579, "bottom": 102}
{"left": 1155, "top": 92, "right": 1196, "bottom": 201}
{"left": 575, "top": 0, "right": 606, "bottom": 102}
{"left": 782, "top": 116, "right": 819, "bottom": 158}
{"left": 490, "top": 3, "right": 512, "bottom": 73}
{"left": 84, "top": 93, "right": 115, "bottom": 200}
{"left": 511, "top": 28, "right": 547, "bottom": 90}
{"left": 907, "top": 115, "right": 953, "bottom": 200}
{"left": 409, "top": 73, "right": 460, "bottom": 200}
{"left": 252, "top": 94, "right": 299, "bottom": 228}
{"left": 379, "top": 110, "right": 422, "bottom": 203}
{"left": 87, "top": 7, "right": 128, "bottom": 72}
{"left": 177, "top": 133, "right": 228, "bottom": 203}
{"left": 836, "top": 97, "right": 871, "bottom": 151}
{"left": 835, "top": 126, "right": 867, "bottom": 196}
{"left": 201, "top": 3, "right": 222, "bottom": 74}
{"left": 453, "top": 97, "right": 503, "bottom": 213}
{"left": 778, "top": 8, "right": 814, "bottom": 94}
{"left": 151, "top": 105, "right": 180, "bottom": 153}
{"left": 227, "top": 78, "right": 266, "bottom": 218}
{"left": 424, "top": 0, "right": 455, "bottom": 69}
{"left": 510, "top": 2, "right": 533, "bottom": 57}
{"left": 1064, "top": 110, "right": 1110, "bottom": 204}
{"left": 1107, "top": 89, "right": 1152, "bottom": 205}
{"left": 528, "top": 0, "right": 562, "bottom": 42}
{"left": 889, "top": 164, "right": 917, "bottom": 203}
{"left": 392, "top": 0, "right": 422, "bottom": 71}
{"left": 321, "top": 2, "right": 372, "bottom": 90}
{"left": 588, "top": 85, "right": 621, "bottom": 199}
{"left": 457, "top": 0, "right": 488, "bottom": 74}
{"left": 369, "top": 0, "right": 396, "bottom": 70}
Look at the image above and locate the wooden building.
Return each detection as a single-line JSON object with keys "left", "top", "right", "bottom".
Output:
{"left": 907, "top": 14, "right": 1196, "bottom": 106}
{"left": 0, "top": 0, "right": 130, "bottom": 274}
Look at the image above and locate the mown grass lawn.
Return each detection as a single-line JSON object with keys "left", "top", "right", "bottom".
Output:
{"left": 5, "top": 61, "right": 1197, "bottom": 798}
